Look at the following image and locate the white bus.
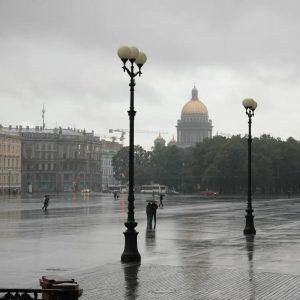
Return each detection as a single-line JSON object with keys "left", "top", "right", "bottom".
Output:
{"left": 106, "top": 185, "right": 128, "bottom": 193}
{"left": 140, "top": 184, "right": 167, "bottom": 195}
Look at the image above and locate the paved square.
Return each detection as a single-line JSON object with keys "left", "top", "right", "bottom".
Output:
{"left": 0, "top": 194, "right": 299, "bottom": 299}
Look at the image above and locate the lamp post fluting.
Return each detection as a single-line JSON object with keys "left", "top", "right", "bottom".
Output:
{"left": 117, "top": 46, "right": 147, "bottom": 263}
{"left": 242, "top": 98, "right": 257, "bottom": 235}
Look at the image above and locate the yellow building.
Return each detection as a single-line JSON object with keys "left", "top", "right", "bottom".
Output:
{"left": 0, "top": 128, "right": 22, "bottom": 194}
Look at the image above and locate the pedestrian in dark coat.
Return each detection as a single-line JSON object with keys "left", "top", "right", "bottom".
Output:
{"left": 146, "top": 202, "right": 152, "bottom": 229}
{"left": 113, "top": 191, "right": 117, "bottom": 200}
{"left": 151, "top": 201, "right": 158, "bottom": 228}
{"left": 159, "top": 194, "right": 164, "bottom": 207}
{"left": 42, "top": 195, "right": 49, "bottom": 211}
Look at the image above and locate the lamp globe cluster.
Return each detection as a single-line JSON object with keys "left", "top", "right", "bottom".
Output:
{"left": 117, "top": 46, "right": 147, "bottom": 67}
{"left": 242, "top": 98, "right": 257, "bottom": 111}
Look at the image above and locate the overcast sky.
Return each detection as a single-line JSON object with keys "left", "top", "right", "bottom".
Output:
{"left": 1, "top": 0, "right": 300, "bottom": 150}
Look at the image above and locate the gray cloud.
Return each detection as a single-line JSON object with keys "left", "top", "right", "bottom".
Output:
{"left": 0, "top": 0, "right": 300, "bottom": 149}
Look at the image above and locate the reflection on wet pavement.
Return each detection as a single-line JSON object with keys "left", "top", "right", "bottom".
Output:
{"left": 123, "top": 263, "right": 140, "bottom": 300}
{"left": 145, "top": 229, "right": 156, "bottom": 249}
{"left": 0, "top": 193, "right": 299, "bottom": 292}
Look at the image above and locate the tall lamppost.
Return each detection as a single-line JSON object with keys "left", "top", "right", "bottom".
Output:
{"left": 242, "top": 98, "right": 257, "bottom": 235}
{"left": 117, "top": 46, "right": 147, "bottom": 263}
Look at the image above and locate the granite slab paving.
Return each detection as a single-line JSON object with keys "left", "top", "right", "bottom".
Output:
{"left": 74, "top": 263, "right": 300, "bottom": 300}
{"left": 0, "top": 193, "right": 299, "bottom": 299}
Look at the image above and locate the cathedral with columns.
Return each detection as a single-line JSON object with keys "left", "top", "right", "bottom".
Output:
{"left": 153, "top": 85, "right": 213, "bottom": 148}
{"left": 176, "top": 86, "right": 213, "bottom": 147}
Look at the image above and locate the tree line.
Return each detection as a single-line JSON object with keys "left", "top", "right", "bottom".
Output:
{"left": 112, "top": 134, "right": 300, "bottom": 195}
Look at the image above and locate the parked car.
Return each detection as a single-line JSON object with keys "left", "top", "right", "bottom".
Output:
{"left": 203, "top": 191, "right": 219, "bottom": 196}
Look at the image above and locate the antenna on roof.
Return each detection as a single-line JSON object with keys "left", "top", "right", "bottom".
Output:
{"left": 42, "top": 104, "right": 46, "bottom": 129}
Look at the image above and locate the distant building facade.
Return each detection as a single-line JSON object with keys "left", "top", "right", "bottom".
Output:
{"left": 19, "top": 126, "right": 103, "bottom": 193}
{"left": 0, "top": 127, "right": 22, "bottom": 194}
{"left": 101, "top": 140, "right": 122, "bottom": 191}
{"left": 177, "top": 86, "right": 213, "bottom": 147}
{"left": 0, "top": 124, "right": 123, "bottom": 194}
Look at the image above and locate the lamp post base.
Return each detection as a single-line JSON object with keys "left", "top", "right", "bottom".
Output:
{"left": 244, "top": 211, "right": 256, "bottom": 235}
{"left": 121, "top": 222, "right": 141, "bottom": 263}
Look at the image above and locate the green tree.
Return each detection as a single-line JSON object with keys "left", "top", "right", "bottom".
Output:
{"left": 279, "top": 137, "right": 300, "bottom": 194}
{"left": 151, "top": 143, "right": 167, "bottom": 184}
{"left": 113, "top": 134, "right": 300, "bottom": 196}
{"left": 252, "top": 135, "right": 279, "bottom": 194}
{"left": 162, "top": 145, "right": 183, "bottom": 190}
{"left": 112, "top": 145, "right": 152, "bottom": 185}
{"left": 150, "top": 144, "right": 186, "bottom": 191}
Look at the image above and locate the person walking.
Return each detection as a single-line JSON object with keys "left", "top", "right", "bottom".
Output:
{"left": 42, "top": 195, "right": 49, "bottom": 211}
{"left": 151, "top": 201, "right": 158, "bottom": 229}
{"left": 146, "top": 202, "right": 152, "bottom": 229}
{"left": 159, "top": 194, "right": 164, "bottom": 207}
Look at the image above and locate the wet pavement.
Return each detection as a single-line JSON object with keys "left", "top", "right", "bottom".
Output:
{"left": 0, "top": 193, "right": 299, "bottom": 299}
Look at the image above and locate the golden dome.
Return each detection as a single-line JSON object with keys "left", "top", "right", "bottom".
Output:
{"left": 181, "top": 86, "right": 208, "bottom": 116}
{"left": 181, "top": 100, "right": 208, "bottom": 115}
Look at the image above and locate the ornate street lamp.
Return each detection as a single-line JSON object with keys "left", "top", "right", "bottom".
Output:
{"left": 117, "top": 46, "right": 147, "bottom": 262}
{"left": 242, "top": 98, "right": 257, "bottom": 235}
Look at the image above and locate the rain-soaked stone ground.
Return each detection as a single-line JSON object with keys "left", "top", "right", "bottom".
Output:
{"left": 0, "top": 193, "right": 299, "bottom": 299}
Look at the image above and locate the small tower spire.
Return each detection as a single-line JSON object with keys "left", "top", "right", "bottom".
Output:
{"left": 191, "top": 85, "right": 199, "bottom": 100}
{"left": 42, "top": 104, "right": 46, "bottom": 129}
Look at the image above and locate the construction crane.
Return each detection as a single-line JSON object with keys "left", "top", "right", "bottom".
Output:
{"left": 108, "top": 129, "right": 127, "bottom": 143}
{"left": 215, "top": 131, "right": 232, "bottom": 138}
{"left": 100, "top": 135, "right": 118, "bottom": 142}
{"left": 108, "top": 129, "right": 169, "bottom": 144}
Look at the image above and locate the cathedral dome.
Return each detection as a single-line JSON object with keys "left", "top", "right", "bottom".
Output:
{"left": 168, "top": 135, "right": 176, "bottom": 146}
{"left": 176, "top": 85, "right": 213, "bottom": 148}
{"left": 181, "top": 86, "right": 208, "bottom": 116}
{"left": 154, "top": 133, "right": 166, "bottom": 147}
{"left": 181, "top": 101, "right": 208, "bottom": 115}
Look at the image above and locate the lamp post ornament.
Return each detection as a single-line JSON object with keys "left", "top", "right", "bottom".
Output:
{"left": 242, "top": 98, "right": 257, "bottom": 235}
{"left": 117, "top": 46, "right": 147, "bottom": 263}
